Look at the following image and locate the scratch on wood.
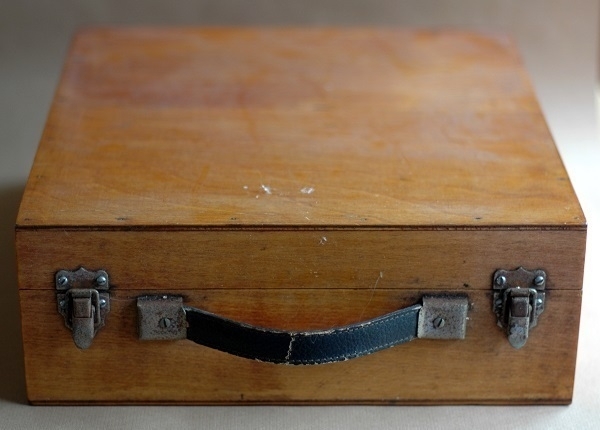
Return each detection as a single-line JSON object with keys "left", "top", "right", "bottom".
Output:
{"left": 359, "top": 271, "right": 383, "bottom": 320}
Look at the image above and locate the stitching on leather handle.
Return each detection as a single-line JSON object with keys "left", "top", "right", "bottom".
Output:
{"left": 186, "top": 305, "right": 420, "bottom": 365}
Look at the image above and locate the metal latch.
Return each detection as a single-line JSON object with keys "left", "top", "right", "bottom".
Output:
{"left": 493, "top": 267, "right": 546, "bottom": 349}
{"left": 56, "top": 267, "right": 110, "bottom": 349}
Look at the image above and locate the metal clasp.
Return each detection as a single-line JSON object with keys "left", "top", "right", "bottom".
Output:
{"left": 493, "top": 267, "right": 546, "bottom": 349}
{"left": 56, "top": 267, "right": 110, "bottom": 349}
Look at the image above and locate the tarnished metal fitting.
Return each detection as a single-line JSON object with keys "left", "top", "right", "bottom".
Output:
{"left": 55, "top": 267, "right": 110, "bottom": 349}
{"left": 492, "top": 267, "right": 546, "bottom": 349}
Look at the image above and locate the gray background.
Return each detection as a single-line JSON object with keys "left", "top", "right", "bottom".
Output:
{"left": 1, "top": 1, "right": 599, "bottom": 429}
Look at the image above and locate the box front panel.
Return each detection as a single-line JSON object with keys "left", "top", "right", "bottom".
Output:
{"left": 20, "top": 287, "right": 580, "bottom": 404}
{"left": 17, "top": 228, "right": 585, "bottom": 404}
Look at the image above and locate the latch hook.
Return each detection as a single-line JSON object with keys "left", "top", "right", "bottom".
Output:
{"left": 56, "top": 268, "right": 110, "bottom": 349}
{"left": 493, "top": 267, "right": 546, "bottom": 349}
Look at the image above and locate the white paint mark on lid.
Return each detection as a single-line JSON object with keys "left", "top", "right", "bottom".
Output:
{"left": 319, "top": 236, "right": 327, "bottom": 245}
{"left": 261, "top": 184, "right": 272, "bottom": 195}
{"left": 300, "top": 187, "right": 315, "bottom": 194}
{"left": 243, "top": 185, "right": 249, "bottom": 190}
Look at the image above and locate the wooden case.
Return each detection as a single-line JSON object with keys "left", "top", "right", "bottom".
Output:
{"left": 16, "top": 28, "right": 586, "bottom": 405}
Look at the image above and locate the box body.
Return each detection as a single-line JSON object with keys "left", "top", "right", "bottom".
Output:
{"left": 16, "top": 28, "right": 586, "bottom": 404}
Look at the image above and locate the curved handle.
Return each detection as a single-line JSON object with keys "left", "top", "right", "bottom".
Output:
{"left": 185, "top": 304, "right": 421, "bottom": 365}
{"left": 137, "top": 295, "right": 468, "bottom": 365}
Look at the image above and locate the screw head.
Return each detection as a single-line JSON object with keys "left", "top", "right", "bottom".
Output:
{"left": 99, "top": 298, "right": 107, "bottom": 308}
{"left": 536, "top": 298, "right": 543, "bottom": 305}
{"left": 59, "top": 299, "right": 66, "bottom": 308}
{"left": 159, "top": 318, "right": 172, "bottom": 329}
{"left": 495, "top": 275, "right": 507, "bottom": 287}
{"left": 432, "top": 317, "right": 445, "bottom": 329}
{"left": 96, "top": 275, "right": 107, "bottom": 286}
{"left": 534, "top": 275, "right": 545, "bottom": 286}
{"left": 57, "top": 276, "right": 69, "bottom": 287}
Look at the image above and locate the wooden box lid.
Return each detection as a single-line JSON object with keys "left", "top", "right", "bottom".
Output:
{"left": 17, "top": 28, "right": 584, "bottom": 230}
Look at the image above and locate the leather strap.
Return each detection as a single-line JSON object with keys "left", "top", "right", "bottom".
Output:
{"left": 137, "top": 295, "right": 467, "bottom": 364}
{"left": 184, "top": 304, "right": 422, "bottom": 365}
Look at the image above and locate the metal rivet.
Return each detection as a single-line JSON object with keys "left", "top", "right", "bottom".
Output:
{"left": 96, "top": 275, "right": 107, "bottom": 286}
{"left": 536, "top": 298, "right": 543, "bottom": 305}
{"left": 495, "top": 275, "right": 507, "bottom": 287}
{"left": 534, "top": 275, "right": 545, "bottom": 286}
{"left": 433, "top": 317, "right": 445, "bottom": 329}
{"left": 57, "top": 276, "right": 69, "bottom": 286}
{"left": 99, "top": 298, "right": 107, "bottom": 308}
{"left": 159, "top": 318, "right": 172, "bottom": 328}
{"left": 59, "top": 300, "right": 66, "bottom": 308}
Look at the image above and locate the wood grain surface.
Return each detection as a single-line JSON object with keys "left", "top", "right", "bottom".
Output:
{"left": 16, "top": 229, "right": 586, "bottom": 291}
{"left": 20, "top": 288, "right": 581, "bottom": 404}
{"left": 16, "top": 28, "right": 585, "bottom": 228}
{"left": 16, "top": 227, "right": 586, "bottom": 404}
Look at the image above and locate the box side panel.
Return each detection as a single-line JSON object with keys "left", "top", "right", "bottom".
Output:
{"left": 16, "top": 229, "right": 586, "bottom": 291}
{"left": 21, "top": 288, "right": 580, "bottom": 404}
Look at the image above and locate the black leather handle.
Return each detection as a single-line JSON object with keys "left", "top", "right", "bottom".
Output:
{"left": 185, "top": 304, "right": 421, "bottom": 365}
{"left": 137, "top": 295, "right": 468, "bottom": 365}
